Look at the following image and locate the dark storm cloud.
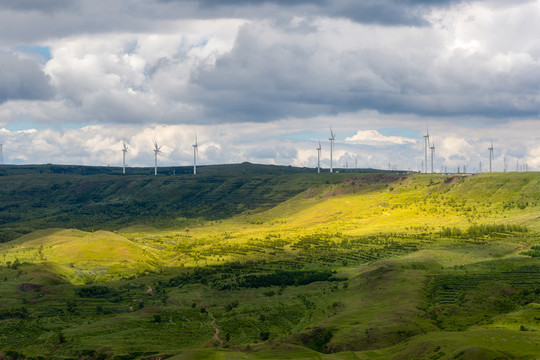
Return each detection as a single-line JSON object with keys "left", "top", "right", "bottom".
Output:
{"left": 0, "top": 52, "right": 54, "bottom": 103}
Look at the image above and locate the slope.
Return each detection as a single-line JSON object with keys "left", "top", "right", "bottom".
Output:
{"left": 0, "top": 172, "right": 539, "bottom": 359}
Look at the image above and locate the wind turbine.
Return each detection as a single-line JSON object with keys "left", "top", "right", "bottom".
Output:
{"left": 153, "top": 138, "right": 162, "bottom": 176}
{"left": 329, "top": 127, "right": 335, "bottom": 173}
{"left": 122, "top": 141, "right": 128, "bottom": 175}
{"left": 193, "top": 134, "right": 198, "bottom": 175}
{"left": 423, "top": 126, "right": 430, "bottom": 174}
{"left": 0, "top": 144, "right": 3, "bottom": 165}
{"left": 316, "top": 140, "right": 321, "bottom": 174}
{"left": 430, "top": 138, "right": 435, "bottom": 174}
{"left": 488, "top": 139, "right": 494, "bottom": 173}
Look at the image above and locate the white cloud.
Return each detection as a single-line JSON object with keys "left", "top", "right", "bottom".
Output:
{"left": 345, "top": 130, "right": 416, "bottom": 146}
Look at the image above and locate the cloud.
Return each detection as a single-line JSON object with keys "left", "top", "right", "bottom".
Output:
{"left": 3, "top": 2, "right": 540, "bottom": 125}
{"left": 0, "top": 1, "right": 539, "bottom": 168}
{"left": 186, "top": 8, "right": 540, "bottom": 122}
{"left": 0, "top": 0, "right": 72, "bottom": 12}
{"left": 0, "top": 113, "right": 538, "bottom": 172}
{"left": 345, "top": 130, "right": 417, "bottom": 146}
{"left": 168, "top": 0, "right": 462, "bottom": 26}
{"left": 0, "top": 52, "right": 54, "bottom": 104}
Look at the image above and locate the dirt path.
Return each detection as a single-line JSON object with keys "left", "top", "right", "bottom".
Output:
{"left": 209, "top": 313, "right": 223, "bottom": 345}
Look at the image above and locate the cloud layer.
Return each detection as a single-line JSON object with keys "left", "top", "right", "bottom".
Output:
{"left": 0, "top": 0, "right": 539, "bottom": 170}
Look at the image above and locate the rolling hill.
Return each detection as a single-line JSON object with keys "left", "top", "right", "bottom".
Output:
{"left": 0, "top": 163, "right": 372, "bottom": 241}
{"left": 0, "top": 167, "right": 539, "bottom": 359}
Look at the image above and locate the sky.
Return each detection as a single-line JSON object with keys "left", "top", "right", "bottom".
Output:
{"left": 0, "top": 0, "right": 539, "bottom": 172}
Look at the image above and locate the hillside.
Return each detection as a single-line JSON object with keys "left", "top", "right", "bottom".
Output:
{"left": 1, "top": 163, "right": 380, "bottom": 241}
{"left": 0, "top": 170, "right": 539, "bottom": 359}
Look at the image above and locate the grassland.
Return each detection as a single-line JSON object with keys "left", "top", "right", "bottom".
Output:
{"left": 0, "top": 168, "right": 539, "bottom": 359}
{"left": 0, "top": 163, "right": 367, "bottom": 241}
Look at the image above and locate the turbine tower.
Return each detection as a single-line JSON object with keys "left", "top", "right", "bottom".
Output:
{"left": 153, "top": 138, "right": 162, "bottom": 176}
{"left": 430, "top": 138, "right": 435, "bottom": 174}
{"left": 193, "top": 134, "right": 198, "bottom": 175}
{"left": 122, "top": 141, "right": 128, "bottom": 175}
{"left": 0, "top": 144, "right": 3, "bottom": 165}
{"left": 488, "top": 139, "right": 494, "bottom": 173}
{"left": 316, "top": 140, "right": 321, "bottom": 174}
{"left": 329, "top": 127, "right": 335, "bottom": 173}
{"left": 423, "top": 126, "right": 430, "bottom": 174}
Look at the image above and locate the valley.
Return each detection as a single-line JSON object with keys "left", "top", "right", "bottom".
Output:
{"left": 0, "top": 166, "right": 538, "bottom": 359}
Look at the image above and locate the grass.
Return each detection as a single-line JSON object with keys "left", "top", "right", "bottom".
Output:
{"left": 0, "top": 171, "right": 539, "bottom": 358}
{"left": 0, "top": 163, "right": 365, "bottom": 238}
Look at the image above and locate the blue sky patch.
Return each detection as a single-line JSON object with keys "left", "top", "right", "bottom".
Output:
{"left": 5, "top": 119, "right": 45, "bottom": 132}
{"left": 14, "top": 45, "right": 52, "bottom": 63}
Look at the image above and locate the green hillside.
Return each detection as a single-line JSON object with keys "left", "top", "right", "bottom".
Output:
{"left": 0, "top": 163, "right": 375, "bottom": 241}
{"left": 0, "top": 169, "right": 539, "bottom": 359}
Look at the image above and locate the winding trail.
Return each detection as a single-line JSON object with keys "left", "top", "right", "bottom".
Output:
{"left": 209, "top": 312, "right": 223, "bottom": 345}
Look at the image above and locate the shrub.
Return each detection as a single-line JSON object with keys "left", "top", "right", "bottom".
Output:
{"left": 298, "top": 327, "right": 334, "bottom": 353}
{"left": 237, "top": 270, "right": 336, "bottom": 288}
{"left": 76, "top": 285, "right": 116, "bottom": 298}
{"left": 225, "top": 300, "right": 239, "bottom": 312}
{"left": 0, "top": 307, "right": 29, "bottom": 320}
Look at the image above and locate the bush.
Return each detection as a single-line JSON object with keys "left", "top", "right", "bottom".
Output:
{"left": 440, "top": 224, "right": 528, "bottom": 238}
{"left": 298, "top": 327, "right": 334, "bottom": 353}
{"left": 0, "top": 307, "right": 29, "bottom": 320}
{"left": 225, "top": 300, "right": 239, "bottom": 312}
{"left": 76, "top": 285, "right": 117, "bottom": 298}
{"left": 237, "top": 270, "right": 336, "bottom": 288}
{"left": 66, "top": 301, "right": 78, "bottom": 314}
{"left": 58, "top": 332, "right": 66, "bottom": 344}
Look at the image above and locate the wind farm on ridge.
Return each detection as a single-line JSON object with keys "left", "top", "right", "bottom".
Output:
{"left": 109, "top": 126, "right": 525, "bottom": 176}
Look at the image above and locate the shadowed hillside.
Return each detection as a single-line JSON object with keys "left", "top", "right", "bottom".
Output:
{"left": 1, "top": 163, "right": 396, "bottom": 241}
